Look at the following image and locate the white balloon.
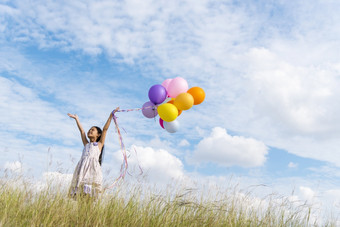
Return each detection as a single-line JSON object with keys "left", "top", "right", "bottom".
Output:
{"left": 164, "top": 119, "right": 180, "bottom": 133}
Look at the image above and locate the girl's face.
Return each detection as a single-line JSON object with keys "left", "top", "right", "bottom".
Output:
{"left": 87, "top": 127, "right": 100, "bottom": 140}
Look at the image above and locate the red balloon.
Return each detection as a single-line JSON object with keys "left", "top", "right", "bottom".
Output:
{"left": 159, "top": 118, "right": 165, "bottom": 129}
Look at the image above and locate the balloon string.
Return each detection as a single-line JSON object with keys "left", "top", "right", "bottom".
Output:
{"left": 127, "top": 146, "right": 144, "bottom": 177}
{"left": 115, "top": 97, "right": 171, "bottom": 113}
{"left": 116, "top": 105, "right": 156, "bottom": 113}
{"left": 105, "top": 107, "right": 148, "bottom": 190}
{"left": 105, "top": 113, "right": 128, "bottom": 189}
{"left": 134, "top": 146, "right": 144, "bottom": 176}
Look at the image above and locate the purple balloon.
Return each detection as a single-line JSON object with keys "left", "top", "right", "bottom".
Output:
{"left": 148, "top": 84, "right": 167, "bottom": 104}
{"left": 142, "top": 101, "right": 158, "bottom": 118}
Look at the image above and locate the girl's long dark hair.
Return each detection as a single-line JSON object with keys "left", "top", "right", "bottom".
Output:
{"left": 94, "top": 126, "right": 104, "bottom": 166}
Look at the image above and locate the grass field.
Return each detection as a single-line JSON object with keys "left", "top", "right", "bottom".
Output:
{"left": 0, "top": 175, "right": 335, "bottom": 227}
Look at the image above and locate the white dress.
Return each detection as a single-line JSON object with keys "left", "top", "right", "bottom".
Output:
{"left": 69, "top": 142, "right": 103, "bottom": 196}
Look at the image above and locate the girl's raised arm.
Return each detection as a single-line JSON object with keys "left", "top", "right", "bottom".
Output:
{"left": 98, "top": 107, "right": 119, "bottom": 150}
{"left": 68, "top": 113, "right": 89, "bottom": 146}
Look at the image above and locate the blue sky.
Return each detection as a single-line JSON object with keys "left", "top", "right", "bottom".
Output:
{"left": 2, "top": 0, "right": 340, "bottom": 220}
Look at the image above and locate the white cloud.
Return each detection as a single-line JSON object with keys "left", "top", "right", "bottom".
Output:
{"left": 244, "top": 47, "right": 340, "bottom": 136}
{"left": 179, "top": 139, "right": 190, "bottom": 147}
{"left": 308, "top": 165, "right": 340, "bottom": 178}
{"left": 190, "top": 127, "right": 268, "bottom": 168}
{"left": 231, "top": 46, "right": 340, "bottom": 164}
{"left": 324, "top": 189, "right": 340, "bottom": 209}
{"left": 114, "top": 145, "right": 185, "bottom": 184}
{"left": 299, "top": 186, "right": 315, "bottom": 202}
{"left": 0, "top": 76, "right": 78, "bottom": 143}
{"left": 4, "top": 161, "right": 22, "bottom": 173}
{"left": 288, "top": 162, "right": 298, "bottom": 168}
{"left": 111, "top": 145, "right": 185, "bottom": 184}
{"left": 0, "top": 4, "right": 18, "bottom": 16}
{"left": 1, "top": 0, "right": 257, "bottom": 67}
{"left": 35, "top": 171, "right": 73, "bottom": 192}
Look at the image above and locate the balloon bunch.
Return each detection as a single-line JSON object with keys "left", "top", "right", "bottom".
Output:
{"left": 142, "top": 77, "right": 205, "bottom": 133}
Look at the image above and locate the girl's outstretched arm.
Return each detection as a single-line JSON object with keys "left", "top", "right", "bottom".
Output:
{"left": 68, "top": 113, "right": 89, "bottom": 146}
{"left": 98, "top": 107, "right": 119, "bottom": 150}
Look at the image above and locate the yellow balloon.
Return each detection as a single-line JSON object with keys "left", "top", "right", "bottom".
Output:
{"left": 174, "top": 93, "right": 194, "bottom": 110}
{"left": 157, "top": 103, "right": 178, "bottom": 122}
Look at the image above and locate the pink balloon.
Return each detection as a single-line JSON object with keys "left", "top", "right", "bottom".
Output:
{"left": 167, "top": 77, "right": 189, "bottom": 98}
{"left": 159, "top": 118, "right": 164, "bottom": 129}
{"left": 161, "top": 79, "right": 172, "bottom": 91}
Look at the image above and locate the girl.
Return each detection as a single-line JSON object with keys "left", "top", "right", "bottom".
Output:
{"left": 68, "top": 107, "right": 119, "bottom": 198}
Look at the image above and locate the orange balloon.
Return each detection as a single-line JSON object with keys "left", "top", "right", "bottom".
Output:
{"left": 167, "top": 99, "right": 182, "bottom": 116}
{"left": 174, "top": 93, "right": 194, "bottom": 110}
{"left": 187, "top": 87, "right": 205, "bottom": 105}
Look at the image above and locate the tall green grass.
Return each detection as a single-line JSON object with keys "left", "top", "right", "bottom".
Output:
{"left": 0, "top": 178, "right": 336, "bottom": 226}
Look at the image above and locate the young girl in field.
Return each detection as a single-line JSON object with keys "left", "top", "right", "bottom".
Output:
{"left": 68, "top": 107, "right": 119, "bottom": 198}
